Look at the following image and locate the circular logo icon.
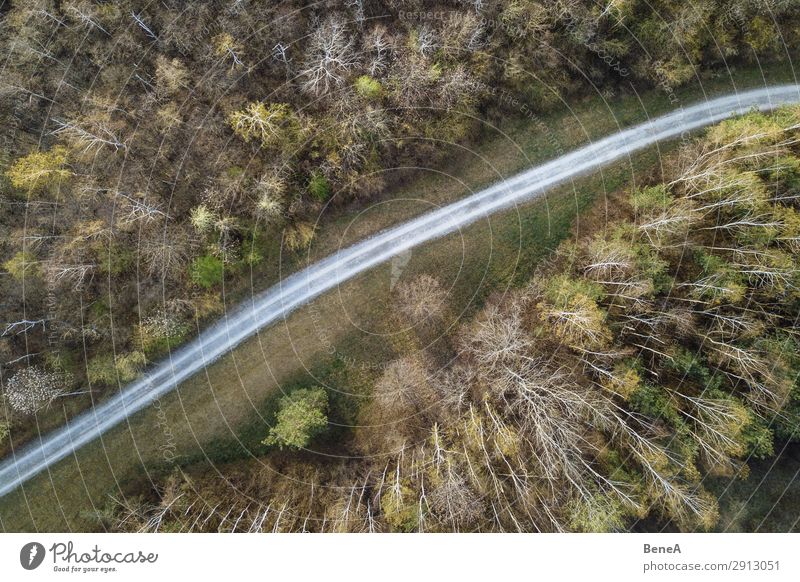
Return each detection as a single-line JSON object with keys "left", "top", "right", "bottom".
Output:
{"left": 20, "top": 542, "right": 46, "bottom": 570}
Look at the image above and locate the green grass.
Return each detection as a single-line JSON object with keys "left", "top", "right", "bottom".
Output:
{"left": 1, "top": 61, "right": 798, "bottom": 532}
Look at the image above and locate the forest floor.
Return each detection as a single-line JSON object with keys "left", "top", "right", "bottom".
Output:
{"left": 1, "top": 61, "right": 798, "bottom": 532}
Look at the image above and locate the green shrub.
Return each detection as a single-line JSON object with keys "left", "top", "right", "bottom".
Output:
{"left": 630, "top": 184, "right": 672, "bottom": 213}
{"left": 190, "top": 254, "right": 224, "bottom": 288}
{"left": 380, "top": 481, "right": 419, "bottom": 532}
{"left": 98, "top": 243, "right": 134, "bottom": 276}
{"left": 354, "top": 75, "right": 383, "bottom": 100}
{"left": 742, "top": 416, "right": 775, "bottom": 459}
{"left": 116, "top": 351, "right": 147, "bottom": 381}
{"left": 225, "top": 165, "right": 244, "bottom": 179}
{"left": 308, "top": 172, "right": 331, "bottom": 202}
{"left": 242, "top": 248, "right": 263, "bottom": 266}
{"left": 544, "top": 273, "right": 605, "bottom": 305}
{"left": 630, "top": 383, "right": 681, "bottom": 426}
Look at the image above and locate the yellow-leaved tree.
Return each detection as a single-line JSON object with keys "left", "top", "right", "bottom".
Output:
{"left": 6, "top": 146, "right": 72, "bottom": 194}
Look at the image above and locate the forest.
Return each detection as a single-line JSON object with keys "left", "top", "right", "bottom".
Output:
{"left": 106, "top": 107, "right": 800, "bottom": 532}
{"left": 1, "top": 0, "right": 799, "bottom": 531}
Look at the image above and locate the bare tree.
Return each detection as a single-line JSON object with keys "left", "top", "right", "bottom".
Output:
{"left": 300, "top": 18, "right": 359, "bottom": 96}
{"left": 155, "top": 56, "right": 189, "bottom": 95}
{"left": 390, "top": 54, "right": 438, "bottom": 107}
{"left": 414, "top": 25, "right": 439, "bottom": 58}
{"left": 428, "top": 466, "right": 482, "bottom": 528}
{"left": 131, "top": 11, "right": 158, "bottom": 41}
{"left": 637, "top": 202, "right": 696, "bottom": 246}
{"left": 347, "top": 0, "right": 366, "bottom": 27}
{"left": 140, "top": 229, "right": 189, "bottom": 280}
{"left": 213, "top": 33, "right": 245, "bottom": 69}
{"left": 254, "top": 172, "right": 287, "bottom": 222}
{"left": 51, "top": 118, "right": 126, "bottom": 153}
{"left": 65, "top": 2, "right": 110, "bottom": 35}
{"left": 2, "top": 319, "right": 46, "bottom": 336}
{"left": 464, "top": 302, "right": 530, "bottom": 370}
{"left": 114, "top": 191, "right": 168, "bottom": 226}
{"left": 272, "top": 42, "right": 291, "bottom": 77}
{"left": 395, "top": 274, "right": 447, "bottom": 326}
{"left": 374, "top": 356, "right": 438, "bottom": 421}
{"left": 45, "top": 262, "right": 95, "bottom": 290}
{"left": 365, "top": 26, "right": 393, "bottom": 77}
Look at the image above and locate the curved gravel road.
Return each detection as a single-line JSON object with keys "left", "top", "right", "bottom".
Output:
{"left": 2, "top": 85, "right": 800, "bottom": 498}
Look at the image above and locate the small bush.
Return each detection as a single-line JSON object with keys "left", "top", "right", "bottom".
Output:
{"left": 308, "top": 172, "right": 331, "bottom": 202}
{"left": 242, "top": 247, "right": 263, "bottom": 266}
{"left": 116, "top": 351, "right": 147, "bottom": 382}
{"left": 189, "top": 205, "right": 216, "bottom": 234}
{"left": 87, "top": 351, "right": 146, "bottom": 386}
{"left": 354, "top": 75, "right": 383, "bottom": 100}
{"left": 5, "top": 366, "right": 66, "bottom": 415}
{"left": 191, "top": 292, "right": 224, "bottom": 319}
{"left": 284, "top": 222, "right": 315, "bottom": 252}
{"left": 630, "top": 184, "right": 672, "bottom": 213}
{"left": 87, "top": 354, "right": 118, "bottom": 385}
{"left": 98, "top": 243, "right": 134, "bottom": 276}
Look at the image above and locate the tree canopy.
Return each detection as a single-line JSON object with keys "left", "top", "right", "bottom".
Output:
{"left": 263, "top": 387, "right": 329, "bottom": 450}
